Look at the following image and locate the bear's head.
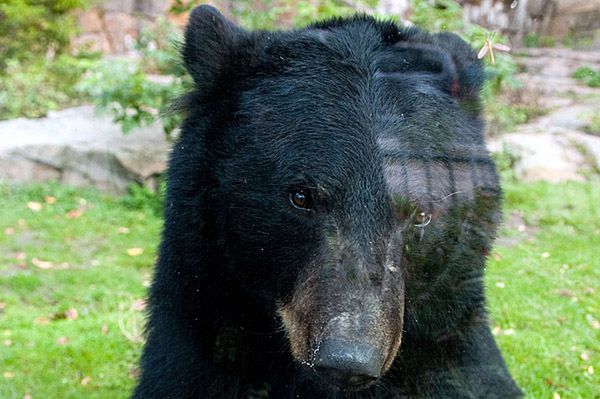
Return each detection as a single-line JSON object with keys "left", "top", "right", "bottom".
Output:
{"left": 176, "top": 5, "right": 497, "bottom": 393}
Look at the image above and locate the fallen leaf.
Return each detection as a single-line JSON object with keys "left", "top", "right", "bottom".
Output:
{"left": 32, "top": 258, "right": 54, "bottom": 269}
{"left": 65, "top": 308, "right": 78, "bottom": 320}
{"left": 27, "top": 202, "right": 42, "bottom": 212}
{"left": 132, "top": 299, "right": 147, "bottom": 312}
{"left": 81, "top": 376, "right": 91, "bottom": 386}
{"left": 556, "top": 289, "right": 572, "bottom": 297}
{"left": 17, "top": 219, "right": 27, "bottom": 228}
{"left": 66, "top": 208, "right": 84, "bottom": 219}
{"left": 101, "top": 325, "right": 109, "bottom": 335}
{"left": 3, "top": 339, "right": 12, "bottom": 346}
{"left": 545, "top": 378, "right": 554, "bottom": 386}
{"left": 583, "top": 287, "right": 595, "bottom": 295}
{"left": 57, "top": 336, "right": 68, "bottom": 345}
{"left": 44, "top": 196, "right": 56, "bottom": 204}
{"left": 14, "top": 252, "right": 26, "bottom": 260}
{"left": 24, "top": 394, "right": 32, "bottom": 399}
{"left": 33, "top": 316, "right": 50, "bottom": 325}
{"left": 0, "top": 302, "right": 6, "bottom": 310}
{"left": 3, "top": 371, "right": 14, "bottom": 379}
{"left": 117, "top": 227, "right": 130, "bottom": 234}
{"left": 127, "top": 247, "right": 144, "bottom": 257}
{"left": 3, "top": 227, "right": 15, "bottom": 235}
{"left": 129, "top": 367, "right": 140, "bottom": 379}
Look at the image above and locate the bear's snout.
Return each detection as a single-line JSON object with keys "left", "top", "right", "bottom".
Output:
{"left": 313, "top": 338, "right": 384, "bottom": 390}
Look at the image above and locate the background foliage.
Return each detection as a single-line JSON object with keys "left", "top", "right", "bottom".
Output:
{"left": 0, "top": 0, "right": 530, "bottom": 137}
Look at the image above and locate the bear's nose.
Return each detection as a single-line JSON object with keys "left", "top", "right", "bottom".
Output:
{"left": 313, "top": 339, "right": 384, "bottom": 389}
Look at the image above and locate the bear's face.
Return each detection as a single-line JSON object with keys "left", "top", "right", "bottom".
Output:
{"left": 182, "top": 6, "right": 495, "bottom": 392}
{"left": 214, "top": 71, "right": 406, "bottom": 390}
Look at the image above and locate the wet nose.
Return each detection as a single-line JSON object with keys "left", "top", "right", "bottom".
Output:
{"left": 314, "top": 339, "right": 384, "bottom": 389}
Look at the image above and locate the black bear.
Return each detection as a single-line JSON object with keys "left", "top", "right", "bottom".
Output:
{"left": 133, "top": 5, "right": 522, "bottom": 398}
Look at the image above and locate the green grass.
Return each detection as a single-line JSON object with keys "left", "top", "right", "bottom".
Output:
{"left": 0, "top": 183, "right": 161, "bottom": 398}
{"left": 1, "top": 180, "right": 599, "bottom": 398}
{"left": 488, "top": 179, "right": 600, "bottom": 398}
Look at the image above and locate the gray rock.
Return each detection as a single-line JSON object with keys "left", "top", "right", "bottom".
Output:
{"left": 0, "top": 106, "right": 170, "bottom": 194}
{"left": 487, "top": 129, "right": 600, "bottom": 182}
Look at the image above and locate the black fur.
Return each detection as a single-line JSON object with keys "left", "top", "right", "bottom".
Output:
{"left": 132, "top": 6, "right": 522, "bottom": 398}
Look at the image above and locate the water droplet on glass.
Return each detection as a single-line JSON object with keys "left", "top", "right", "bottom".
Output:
{"left": 510, "top": 0, "right": 518, "bottom": 9}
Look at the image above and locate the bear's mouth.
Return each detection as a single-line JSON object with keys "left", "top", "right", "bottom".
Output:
{"left": 312, "top": 366, "right": 379, "bottom": 391}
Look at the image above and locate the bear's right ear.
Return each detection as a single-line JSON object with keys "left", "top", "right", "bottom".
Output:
{"left": 183, "top": 5, "right": 245, "bottom": 89}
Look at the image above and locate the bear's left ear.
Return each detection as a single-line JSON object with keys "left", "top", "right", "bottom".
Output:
{"left": 183, "top": 5, "right": 246, "bottom": 89}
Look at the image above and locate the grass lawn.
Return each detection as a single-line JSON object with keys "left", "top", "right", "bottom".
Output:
{"left": 0, "top": 179, "right": 598, "bottom": 398}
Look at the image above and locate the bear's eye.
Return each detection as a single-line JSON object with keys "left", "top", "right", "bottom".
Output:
{"left": 289, "top": 189, "right": 313, "bottom": 210}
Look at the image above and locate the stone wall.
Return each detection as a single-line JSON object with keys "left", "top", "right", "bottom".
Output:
{"left": 460, "top": 0, "right": 600, "bottom": 44}
{"left": 72, "top": 0, "right": 227, "bottom": 54}
{"left": 74, "top": 0, "right": 600, "bottom": 54}
{"left": 73, "top": 0, "right": 167, "bottom": 54}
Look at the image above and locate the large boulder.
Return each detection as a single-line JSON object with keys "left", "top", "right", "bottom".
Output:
{"left": 0, "top": 106, "right": 170, "bottom": 194}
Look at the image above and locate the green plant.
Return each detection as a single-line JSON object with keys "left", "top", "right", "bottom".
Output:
{"left": 581, "top": 111, "right": 600, "bottom": 136}
{"left": 411, "top": 0, "right": 464, "bottom": 32}
{"left": 0, "top": 1, "right": 100, "bottom": 119}
{"left": 491, "top": 144, "right": 521, "bottom": 182}
{"left": 573, "top": 66, "right": 600, "bottom": 88}
{"left": 135, "top": 17, "right": 186, "bottom": 76}
{"left": 77, "top": 59, "right": 191, "bottom": 138}
{"left": 523, "top": 32, "right": 556, "bottom": 48}
{"left": 121, "top": 181, "right": 166, "bottom": 216}
{"left": 0, "top": 0, "right": 87, "bottom": 68}
{"left": 0, "top": 54, "right": 98, "bottom": 120}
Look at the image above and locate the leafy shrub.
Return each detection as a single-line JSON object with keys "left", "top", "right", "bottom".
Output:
{"left": 121, "top": 180, "right": 166, "bottom": 216}
{"left": 523, "top": 32, "right": 556, "bottom": 48}
{"left": 0, "top": 1, "right": 96, "bottom": 119}
{"left": 0, "top": 0, "right": 87, "bottom": 67}
{"left": 411, "top": 0, "right": 463, "bottom": 33}
{"left": 0, "top": 54, "right": 97, "bottom": 120}
{"left": 135, "top": 17, "right": 186, "bottom": 76}
{"left": 582, "top": 112, "right": 600, "bottom": 136}
{"left": 77, "top": 59, "right": 191, "bottom": 138}
{"left": 573, "top": 66, "right": 600, "bottom": 88}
